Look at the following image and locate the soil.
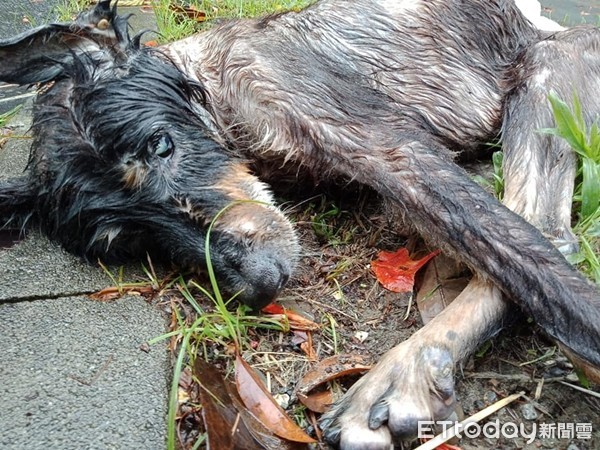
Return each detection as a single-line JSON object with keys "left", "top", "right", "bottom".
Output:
{"left": 174, "top": 170, "right": 600, "bottom": 450}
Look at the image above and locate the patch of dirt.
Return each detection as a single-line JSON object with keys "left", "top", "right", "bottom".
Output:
{"left": 172, "top": 176, "right": 600, "bottom": 449}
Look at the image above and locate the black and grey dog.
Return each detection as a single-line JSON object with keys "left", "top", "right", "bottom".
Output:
{"left": 0, "top": 0, "right": 599, "bottom": 448}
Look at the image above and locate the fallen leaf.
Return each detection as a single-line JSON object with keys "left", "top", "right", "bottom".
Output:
{"left": 195, "top": 358, "right": 307, "bottom": 450}
{"left": 262, "top": 303, "right": 320, "bottom": 331}
{"left": 196, "top": 359, "right": 254, "bottom": 449}
{"left": 296, "top": 354, "right": 371, "bottom": 396}
{"left": 418, "top": 440, "right": 462, "bottom": 450}
{"left": 415, "top": 254, "right": 470, "bottom": 324}
{"left": 372, "top": 248, "right": 440, "bottom": 293}
{"left": 89, "top": 285, "right": 155, "bottom": 301}
{"left": 235, "top": 354, "right": 316, "bottom": 443}
{"left": 297, "top": 390, "right": 334, "bottom": 413}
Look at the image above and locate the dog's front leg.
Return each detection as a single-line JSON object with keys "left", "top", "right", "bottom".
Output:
{"left": 321, "top": 277, "right": 507, "bottom": 449}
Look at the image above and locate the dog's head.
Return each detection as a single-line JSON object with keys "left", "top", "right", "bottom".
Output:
{"left": 0, "top": 1, "right": 299, "bottom": 308}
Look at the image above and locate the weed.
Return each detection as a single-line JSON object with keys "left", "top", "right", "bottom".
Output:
{"left": 152, "top": 0, "right": 315, "bottom": 42}
{"left": 0, "top": 105, "right": 21, "bottom": 128}
{"left": 320, "top": 313, "right": 338, "bottom": 354}
{"left": 491, "top": 150, "right": 504, "bottom": 200}
{"left": 54, "top": 0, "right": 89, "bottom": 21}
{"left": 542, "top": 92, "right": 600, "bottom": 283}
{"left": 309, "top": 197, "right": 357, "bottom": 246}
{"left": 471, "top": 145, "right": 504, "bottom": 200}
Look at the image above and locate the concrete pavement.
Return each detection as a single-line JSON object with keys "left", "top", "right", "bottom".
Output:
{"left": 0, "top": 6, "right": 170, "bottom": 450}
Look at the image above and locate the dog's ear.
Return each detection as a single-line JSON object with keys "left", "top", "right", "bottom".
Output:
{"left": 0, "top": 177, "right": 37, "bottom": 229}
{"left": 0, "top": 0, "right": 129, "bottom": 85}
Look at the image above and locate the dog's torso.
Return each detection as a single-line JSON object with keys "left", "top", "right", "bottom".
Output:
{"left": 165, "top": 0, "right": 540, "bottom": 164}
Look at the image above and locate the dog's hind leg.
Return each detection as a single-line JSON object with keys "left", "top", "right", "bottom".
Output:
{"left": 501, "top": 26, "right": 600, "bottom": 381}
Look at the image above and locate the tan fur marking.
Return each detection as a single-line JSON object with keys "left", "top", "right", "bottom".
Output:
{"left": 121, "top": 163, "right": 147, "bottom": 190}
{"left": 214, "top": 163, "right": 274, "bottom": 203}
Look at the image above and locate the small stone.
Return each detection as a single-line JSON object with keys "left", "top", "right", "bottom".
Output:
{"left": 354, "top": 331, "right": 369, "bottom": 343}
{"left": 484, "top": 390, "right": 497, "bottom": 403}
{"left": 520, "top": 402, "right": 538, "bottom": 421}
{"left": 273, "top": 393, "right": 290, "bottom": 409}
{"left": 566, "top": 443, "right": 580, "bottom": 450}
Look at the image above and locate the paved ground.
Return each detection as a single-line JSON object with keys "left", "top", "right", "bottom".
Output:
{"left": 0, "top": 5, "right": 170, "bottom": 450}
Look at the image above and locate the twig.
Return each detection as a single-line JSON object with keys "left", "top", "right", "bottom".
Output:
{"left": 559, "top": 381, "right": 600, "bottom": 399}
{"left": 464, "top": 371, "right": 568, "bottom": 383}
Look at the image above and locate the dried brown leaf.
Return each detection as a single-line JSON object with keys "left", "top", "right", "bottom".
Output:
{"left": 296, "top": 354, "right": 371, "bottom": 396}
{"left": 195, "top": 358, "right": 307, "bottom": 450}
{"left": 235, "top": 355, "right": 316, "bottom": 443}
{"left": 297, "top": 390, "right": 334, "bottom": 413}
{"left": 415, "top": 255, "right": 470, "bottom": 324}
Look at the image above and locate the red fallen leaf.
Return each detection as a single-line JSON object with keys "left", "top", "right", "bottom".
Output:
{"left": 438, "top": 444, "right": 462, "bottom": 450}
{"left": 261, "top": 303, "right": 320, "bottom": 331}
{"left": 235, "top": 354, "right": 316, "bottom": 443}
{"left": 261, "top": 303, "right": 286, "bottom": 314}
{"left": 418, "top": 439, "right": 462, "bottom": 450}
{"left": 372, "top": 248, "right": 441, "bottom": 293}
{"left": 295, "top": 354, "right": 371, "bottom": 396}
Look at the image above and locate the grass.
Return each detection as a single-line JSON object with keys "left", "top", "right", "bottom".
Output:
{"left": 153, "top": 0, "right": 315, "bottom": 42}
{"left": 309, "top": 197, "right": 358, "bottom": 247}
{"left": 54, "top": 0, "right": 89, "bottom": 21}
{"left": 145, "top": 201, "right": 292, "bottom": 449}
{"left": 0, "top": 106, "right": 24, "bottom": 144}
{"left": 0, "top": 105, "right": 21, "bottom": 127}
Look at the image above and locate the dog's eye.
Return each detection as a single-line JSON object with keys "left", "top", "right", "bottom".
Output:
{"left": 150, "top": 133, "right": 174, "bottom": 159}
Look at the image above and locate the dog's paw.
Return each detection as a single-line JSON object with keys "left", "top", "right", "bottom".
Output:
{"left": 320, "top": 343, "right": 456, "bottom": 449}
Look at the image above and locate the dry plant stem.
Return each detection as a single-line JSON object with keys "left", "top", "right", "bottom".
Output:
{"left": 559, "top": 381, "right": 600, "bottom": 399}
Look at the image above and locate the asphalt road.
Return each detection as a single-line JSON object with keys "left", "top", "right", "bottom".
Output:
{"left": 0, "top": 0, "right": 63, "bottom": 38}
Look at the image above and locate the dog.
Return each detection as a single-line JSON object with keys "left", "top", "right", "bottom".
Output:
{"left": 0, "top": 1, "right": 598, "bottom": 448}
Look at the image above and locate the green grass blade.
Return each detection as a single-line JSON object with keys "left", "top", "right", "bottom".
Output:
{"left": 547, "top": 92, "right": 587, "bottom": 155}
{"left": 581, "top": 158, "right": 600, "bottom": 220}
{"left": 167, "top": 331, "right": 191, "bottom": 450}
